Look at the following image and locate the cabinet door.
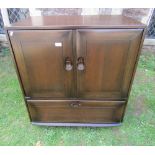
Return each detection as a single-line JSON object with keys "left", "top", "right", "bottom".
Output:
{"left": 9, "top": 30, "right": 75, "bottom": 98}
{"left": 76, "top": 29, "right": 143, "bottom": 99}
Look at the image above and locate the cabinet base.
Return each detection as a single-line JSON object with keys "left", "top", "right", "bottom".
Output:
{"left": 32, "top": 122, "right": 122, "bottom": 127}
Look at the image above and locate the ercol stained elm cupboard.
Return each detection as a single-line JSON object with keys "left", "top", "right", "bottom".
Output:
{"left": 6, "top": 15, "right": 146, "bottom": 127}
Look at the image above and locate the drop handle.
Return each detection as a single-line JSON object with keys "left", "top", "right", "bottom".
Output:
{"left": 70, "top": 102, "right": 81, "bottom": 108}
{"left": 65, "top": 57, "right": 73, "bottom": 71}
{"left": 77, "top": 57, "right": 85, "bottom": 71}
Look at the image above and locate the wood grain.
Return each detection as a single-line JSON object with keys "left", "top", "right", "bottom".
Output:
{"left": 5, "top": 15, "right": 146, "bottom": 126}
{"left": 76, "top": 29, "right": 143, "bottom": 99}
{"left": 27, "top": 99, "right": 126, "bottom": 123}
{"left": 5, "top": 15, "right": 145, "bottom": 30}
{"left": 9, "top": 30, "right": 75, "bottom": 98}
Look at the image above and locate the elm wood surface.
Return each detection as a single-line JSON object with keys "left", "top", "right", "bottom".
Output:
{"left": 9, "top": 30, "right": 75, "bottom": 98}
{"left": 5, "top": 15, "right": 146, "bottom": 126}
{"left": 6, "top": 15, "right": 145, "bottom": 29}
{"left": 27, "top": 100, "right": 126, "bottom": 123}
{"left": 8, "top": 29, "right": 143, "bottom": 99}
{"left": 76, "top": 29, "right": 143, "bottom": 99}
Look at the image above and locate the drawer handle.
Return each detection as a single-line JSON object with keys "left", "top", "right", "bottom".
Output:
{"left": 65, "top": 57, "right": 73, "bottom": 71}
{"left": 70, "top": 102, "right": 81, "bottom": 108}
{"left": 77, "top": 57, "right": 85, "bottom": 71}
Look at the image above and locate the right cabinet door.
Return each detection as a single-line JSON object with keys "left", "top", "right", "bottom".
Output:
{"left": 76, "top": 29, "right": 143, "bottom": 99}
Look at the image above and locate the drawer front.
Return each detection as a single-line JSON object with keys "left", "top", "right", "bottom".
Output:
{"left": 27, "top": 100, "right": 126, "bottom": 123}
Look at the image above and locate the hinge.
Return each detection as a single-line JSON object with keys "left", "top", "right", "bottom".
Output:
{"left": 9, "top": 31, "right": 14, "bottom": 37}
{"left": 25, "top": 96, "right": 31, "bottom": 100}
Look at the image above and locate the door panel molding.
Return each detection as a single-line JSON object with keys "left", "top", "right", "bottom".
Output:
{"left": 9, "top": 29, "right": 143, "bottom": 100}
{"left": 76, "top": 29, "right": 143, "bottom": 99}
{"left": 9, "top": 30, "right": 75, "bottom": 98}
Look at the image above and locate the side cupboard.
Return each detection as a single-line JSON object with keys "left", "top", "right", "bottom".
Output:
{"left": 6, "top": 15, "right": 146, "bottom": 127}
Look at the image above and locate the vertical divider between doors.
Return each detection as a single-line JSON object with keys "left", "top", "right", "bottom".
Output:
{"left": 72, "top": 30, "right": 78, "bottom": 98}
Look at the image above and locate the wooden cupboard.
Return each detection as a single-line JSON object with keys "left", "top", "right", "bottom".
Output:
{"left": 6, "top": 15, "right": 146, "bottom": 127}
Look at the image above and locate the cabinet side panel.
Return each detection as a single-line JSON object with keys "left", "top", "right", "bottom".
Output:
{"left": 121, "top": 28, "right": 146, "bottom": 122}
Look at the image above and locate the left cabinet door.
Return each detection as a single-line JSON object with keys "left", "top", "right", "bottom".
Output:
{"left": 9, "top": 30, "right": 75, "bottom": 98}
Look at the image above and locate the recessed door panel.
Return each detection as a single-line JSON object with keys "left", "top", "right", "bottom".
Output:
{"left": 76, "top": 29, "right": 143, "bottom": 99}
{"left": 9, "top": 30, "right": 75, "bottom": 98}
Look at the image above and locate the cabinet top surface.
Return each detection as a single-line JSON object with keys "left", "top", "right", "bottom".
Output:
{"left": 6, "top": 15, "right": 146, "bottom": 30}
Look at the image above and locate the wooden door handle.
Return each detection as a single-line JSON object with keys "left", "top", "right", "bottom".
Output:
{"left": 77, "top": 57, "right": 85, "bottom": 71}
{"left": 65, "top": 57, "right": 73, "bottom": 71}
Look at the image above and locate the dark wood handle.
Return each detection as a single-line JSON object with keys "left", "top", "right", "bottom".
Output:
{"left": 77, "top": 57, "right": 85, "bottom": 71}
{"left": 65, "top": 57, "right": 73, "bottom": 71}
